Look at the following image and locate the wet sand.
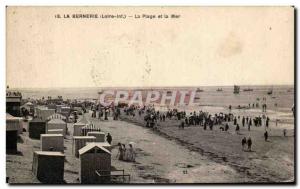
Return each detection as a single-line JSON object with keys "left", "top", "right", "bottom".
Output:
{"left": 89, "top": 115, "right": 245, "bottom": 183}
{"left": 120, "top": 107, "right": 294, "bottom": 183}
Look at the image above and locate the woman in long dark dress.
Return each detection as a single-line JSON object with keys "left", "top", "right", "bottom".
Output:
{"left": 247, "top": 137, "right": 252, "bottom": 151}
{"left": 122, "top": 144, "right": 127, "bottom": 161}
{"left": 242, "top": 137, "right": 247, "bottom": 150}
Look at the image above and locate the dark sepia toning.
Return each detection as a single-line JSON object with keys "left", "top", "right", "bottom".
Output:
{"left": 6, "top": 6, "right": 295, "bottom": 184}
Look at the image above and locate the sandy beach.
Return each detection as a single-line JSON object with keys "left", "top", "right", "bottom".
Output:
{"left": 6, "top": 85, "right": 294, "bottom": 184}
{"left": 6, "top": 113, "right": 244, "bottom": 183}
{"left": 6, "top": 103, "right": 294, "bottom": 184}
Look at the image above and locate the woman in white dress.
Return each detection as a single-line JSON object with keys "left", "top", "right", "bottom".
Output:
{"left": 128, "top": 143, "right": 135, "bottom": 162}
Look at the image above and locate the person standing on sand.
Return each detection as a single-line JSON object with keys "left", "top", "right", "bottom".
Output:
{"left": 283, "top": 129, "right": 287, "bottom": 137}
{"left": 242, "top": 116, "right": 245, "bottom": 127}
{"left": 185, "top": 116, "right": 188, "bottom": 125}
{"left": 104, "top": 108, "right": 109, "bottom": 120}
{"left": 247, "top": 137, "right": 252, "bottom": 151}
{"left": 242, "top": 137, "right": 247, "bottom": 150}
{"left": 117, "top": 143, "right": 123, "bottom": 160}
{"left": 122, "top": 144, "right": 127, "bottom": 161}
{"left": 225, "top": 123, "right": 229, "bottom": 131}
{"left": 248, "top": 118, "right": 252, "bottom": 131}
{"left": 266, "top": 117, "right": 270, "bottom": 128}
{"left": 209, "top": 120, "right": 213, "bottom": 130}
{"left": 235, "top": 124, "right": 240, "bottom": 134}
{"left": 128, "top": 143, "right": 136, "bottom": 162}
{"left": 98, "top": 110, "right": 102, "bottom": 120}
{"left": 264, "top": 131, "right": 268, "bottom": 141}
{"left": 234, "top": 117, "right": 237, "bottom": 125}
{"left": 106, "top": 133, "right": 112, "bottom": 144}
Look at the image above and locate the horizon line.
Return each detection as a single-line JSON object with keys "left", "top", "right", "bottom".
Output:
{"left": 8, "top": 84, "right": 294, "bottom": 90}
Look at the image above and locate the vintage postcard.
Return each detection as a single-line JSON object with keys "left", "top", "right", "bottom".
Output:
{"left": 6, "top": 6, "right": 295, "bottom": 184}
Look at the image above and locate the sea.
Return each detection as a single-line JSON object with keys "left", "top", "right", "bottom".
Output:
{"left": 12, "top": 85, "right": 294, "bottom": 112}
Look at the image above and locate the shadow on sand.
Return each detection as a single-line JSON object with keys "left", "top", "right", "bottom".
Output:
{"left": 6, "top": 150, "right": 23, "bottom": 156}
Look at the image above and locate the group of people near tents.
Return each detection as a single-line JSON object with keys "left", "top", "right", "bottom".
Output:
{"left": 117, "top": 143, "right": 136, "bottom": 162}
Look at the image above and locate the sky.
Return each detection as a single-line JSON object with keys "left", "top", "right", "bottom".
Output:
{"left": 6, "top": 6, "right": 294, "bottom": 88}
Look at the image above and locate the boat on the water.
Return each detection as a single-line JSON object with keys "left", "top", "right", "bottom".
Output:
{"left": 196, "top": 88, "right": 204, "bottom": 92}
{"left": 98, "top": 91, "right": 103, "bottom": 95}
{"left": 216, "top": 88, "right": 223, "bottom": 92}
{"left": 233, "top": 85, "right": 240, "bottom": 94}
{"left": 267, "top": 88, "right": 273, "bottom": 95}
{"left": 243, "top": 88, "right": 253, "bottom": 92}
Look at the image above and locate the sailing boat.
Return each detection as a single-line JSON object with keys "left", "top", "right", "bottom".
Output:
{"left": 98, "top": 90, "right": 103, "bottom": 95}
{"left": 267, "top": 89, "right": 273, "bottom": 95}
{"left": 267, "top": 86, "right": 273, "bottom": 95}
{"left": 243, "top": 88, "right": 253, "bottom": 92}
{"left": 196, "top": 88, "right": 204, "bottom": 92}
{"left": 233, "top": 85, "right": 240, "bottom": 94}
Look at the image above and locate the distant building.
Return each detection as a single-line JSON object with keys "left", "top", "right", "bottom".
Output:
{"left": 6, "top": 91, "right": 22, "bottom": 117}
